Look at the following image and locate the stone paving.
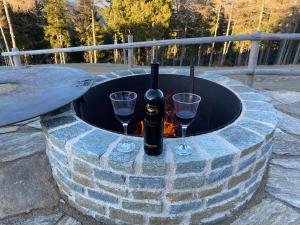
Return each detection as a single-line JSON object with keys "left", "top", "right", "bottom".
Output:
{"left": 0, "top": 80, "right": 300, "bottom": 224}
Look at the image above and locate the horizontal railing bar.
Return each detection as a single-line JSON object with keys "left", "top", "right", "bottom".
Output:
{"left": 203, "top": 68, "right": 300, "bottom": 76}
{"left": 2, "top": 32, "right": 300, "bottom": 57}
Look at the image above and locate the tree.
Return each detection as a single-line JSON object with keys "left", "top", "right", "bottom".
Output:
{"left": 73, "top": 0, "right": 103, "bottom": 63}
{"left": 171, "top": 0, "right": 215, "bottom": 66}
{"left": 1, "top": 0, "right": 36, "bottom": 49}
{"left": 0, "top": 1, "right": 12, "bottom": 65}
{"left": 99, "top": 0, "right": 172, "bottom": 64}
{"left": 43, "top": 0, "right": 71, "bottom": 64}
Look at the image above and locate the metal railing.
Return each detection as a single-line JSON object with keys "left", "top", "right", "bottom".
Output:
{"left": 2, "top": 32, "right": 300, "bottom": 86}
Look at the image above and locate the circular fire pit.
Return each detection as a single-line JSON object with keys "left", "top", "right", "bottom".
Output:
{"left": 75, "top": 74, "right": 241, "bottom": 137}
{"left": 41, "top": 68, "right": 277, "bottom": 225}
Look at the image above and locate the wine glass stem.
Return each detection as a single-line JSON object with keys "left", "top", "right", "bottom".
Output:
{"left": 123, "top": 123, "right": 128, "bottom": 141}
{"left": 181, "top": 125, "right": 188, "bottom": 148}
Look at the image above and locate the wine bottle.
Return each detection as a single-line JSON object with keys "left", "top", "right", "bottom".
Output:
{"left": 144, "top": 62, "right": 164, "bottom": 155}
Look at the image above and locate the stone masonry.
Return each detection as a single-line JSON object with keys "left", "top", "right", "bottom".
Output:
{"left": 40, "top": 68, "right": 277, "bottom": 225}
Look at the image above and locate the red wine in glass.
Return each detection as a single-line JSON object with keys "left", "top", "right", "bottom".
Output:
{"left": 109, "top": 91, "right": 137, "bottom": 153}
{"left": 175, "top": 110, "right": 196, "bottom": 126}
{"left": 115, "top": 107, "right": 134, "bottom": 124}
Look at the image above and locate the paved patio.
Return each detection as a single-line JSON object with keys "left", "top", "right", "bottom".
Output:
{"left": 0, "top": 65, "right": 300, "bottom": 225}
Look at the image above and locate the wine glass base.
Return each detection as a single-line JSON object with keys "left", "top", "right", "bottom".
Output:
{"left": 175, "top": 144, "right": 192, "bottom": 156}
{"left": 116, "top": 141, "right": 135, "bottom": 153}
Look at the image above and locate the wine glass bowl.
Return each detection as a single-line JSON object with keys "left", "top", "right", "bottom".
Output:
{"left": 172, "top": 93, "right": 201, "bottom": 155}
{"left": 110, "top": 91, "right": 137, "bottom": 153}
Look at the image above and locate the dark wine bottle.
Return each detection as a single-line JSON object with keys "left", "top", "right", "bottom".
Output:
{"left": 144, "top": 62, "right": 164, "bottom": 155}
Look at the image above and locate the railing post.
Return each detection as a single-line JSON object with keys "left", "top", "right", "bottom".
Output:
{"left": 12, "top": 48, "right": 21, "bottom": 67}
{"left": 128, "top": 35, "right": 134, "bottom": 68}
{"left": 247, "top": 32, "right": 261, "bottom": 87}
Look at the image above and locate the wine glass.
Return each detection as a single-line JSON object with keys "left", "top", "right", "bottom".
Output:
{"left": 172, "top": 93, "right": 201, "bottom": 155}
{"left": 109, "top": 91, "right": 137, "bottom": 153}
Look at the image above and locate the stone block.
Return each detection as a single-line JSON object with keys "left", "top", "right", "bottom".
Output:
{"left": 72, "top": 148, "right": 99, "bottom": 166}
{"left": 46, "top": 104, "right": 71, "bottom": 117}
{"left": 56, "top": 215, "right": 82, "bottom": 225}
{"left": 75, "top": 194, "right": 105, "bottom": 215}
{"left": 109, "top": 208, "right": 143, "bottom": 224}
{"left": 231, "top": 199, "right": 300, "bottom": 225}
{"left": 122, "top": 200, "right": 162, "bottom": 213}
{"left": 245, "top": 173, "right": 259, "bottom": 188}
{"left": 239, "top": 93, "right": 271, "bottom": 102}
{"left": 200, "top": 214, "right": 227, "bottom": 225}
{"left": 129, "top": 68, "right": 146, "bottom": 74}
{"left": 49, "top": 123, "right": 90, "bottom": 148}
{"left": 72, "top": 173, "right": 92, "bottom": 187}
{"left": 57, "top": 170, "right": 84, "bottom": 194}
{"left": 239, "top": 154, "right": 256, "bottom": 171}
{"left": 203, "top": 74, "right": 228, "bottom": 82}
{"left": 129, "top": 176, "right": 165, "bottom": 189}
{"left": 42, "top": 116, "right": 76, "bottom": 130}
{"left": 73, "top": 129, "right": 118, "bottom": 160}
{"left": 0, "top": 154, "right": 59, "bottom": 220}
{"left": 168, "top": 141, "right": 206, "bottom": 174}
{"left": 108, "top": 138, "right": 141, "bottom": 173}
{"left": 254, "top": 157, "right": 267, "bottom": 173}
{"left": 53, "top": 175, "right": 71, "bottom": 195}
{"left": 196, "top": 185, "right": 223, "bottom": 199}
{"left": 166, "top": 192, "right": 193, "bottom": 202}
{"left": 103, "top": 73, "right": 119, "bottom": 78}
{"left": 211, "top": 154, "right": 234, "bottom": 170}
{"left": 228, "top": 170, "right": 252, "bottom": 189}
{"left": 94, "top": 169, "right": 126, "bottom": 184}
{"left": 173, "top": 175, "right": 205, "bottom": 189}
{"left": 149, "top": 216, "right": 183, "bottom": 225}
{"left": 142, "top": 149, "right": 166, "bottom": 176}
{"left": 230, "top": 85, "right": 254, "bottom": 93}
{"left": 132, "top": 191, "right": 161, "bottom": 200}
{"left": 244, "top": 110, "right": 277, "bottom": 127}
{"left": 50, "top": 147, "right": 68, "bottom": 165}
{"left": 207, "top": 166, "right": 233, "bottom": 184}
{"left": 114, "top": 70, "right": 133, "bottom": 76}
{"left": 94, "top": 215, "right": 116, "bottom": 225}
{"left": 261, "top": 141, "right": 272, "bottom": 157}
{"left": 207, "top": 188, "right": 239, "bottom": 206}
{"left": 170, "top": 200, "right": 204, "bottom": 214}
{"left": 244, "top": 101, "right": 274, "bottom": 112}
{"left": 219, "top": 125, "right": 264, "bottom": 157}
{"left": 237, "top": 118, "right": 274, "bottom": 140}
{"left": 73, "top": 159, "right": 92, "bottom": 177}
{"left": 195, "top": 134, "right": 236, "bottom": 167}
{"left": 88, "top": 189, "right": 118, "bottom": 204}
{"left": 47, "top": 150, "right": 71, "bottom": 178}
{"left": 95, "top": 182, "right": 127, "bottom": 197}
{"left": 0, "top": 131, "right": 45, "bottom": 162}
{"left": 0, "top": 213, "right": 63, "bottom": 225}
{"left": 159, "top": 68, "right": 176, "bottom": 74}
{"left": 191, "top": 200, "right": 235, "bottom": 224}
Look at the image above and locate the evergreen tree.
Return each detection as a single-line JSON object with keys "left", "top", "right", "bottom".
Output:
{"left": 99, "top": 0, "right": 172, "bottom": 41}
{"left": 43, "top": 0, "right": 71, "bottom": 64}
{"left": 73, "top": 0, "right": 103, "bottom": 63}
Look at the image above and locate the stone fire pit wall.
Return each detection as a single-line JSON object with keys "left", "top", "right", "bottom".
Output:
{"left": 41, "top": 68, "right": 277, "bottom": 225}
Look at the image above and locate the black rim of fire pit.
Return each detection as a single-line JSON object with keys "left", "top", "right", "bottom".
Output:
{"left": 74, "top": 74, "right": 242, "bottom": 137}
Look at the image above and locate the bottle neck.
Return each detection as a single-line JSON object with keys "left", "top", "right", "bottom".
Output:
{"left": 151, "top": 63, "right": 159, "bottom": 90}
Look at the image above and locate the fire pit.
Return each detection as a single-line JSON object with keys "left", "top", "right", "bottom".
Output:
{"left": 41, "top": 68, "right": 277, "bottom": 225}
{"left": 75, "top": 74, "right": 241, "bottom": 137}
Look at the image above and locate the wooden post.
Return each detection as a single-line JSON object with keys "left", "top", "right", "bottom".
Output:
{"left": 12, "top": 48, "right": 21, "bottom": 67}
{"left": 128, "top": 35, "right": 134, "bottom": 68}
{"left": 247, "top": 39, "right": 260, "bottom": 87}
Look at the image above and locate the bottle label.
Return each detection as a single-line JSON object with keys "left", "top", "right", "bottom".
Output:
{"left": 144, "top": 119, "right": 158, "bottom": 127}
{"left": 144, "top": 143, "right": 158, "bottom": 148}
{"left": 145, "top": 104, "right": 159, "bottom": 116}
